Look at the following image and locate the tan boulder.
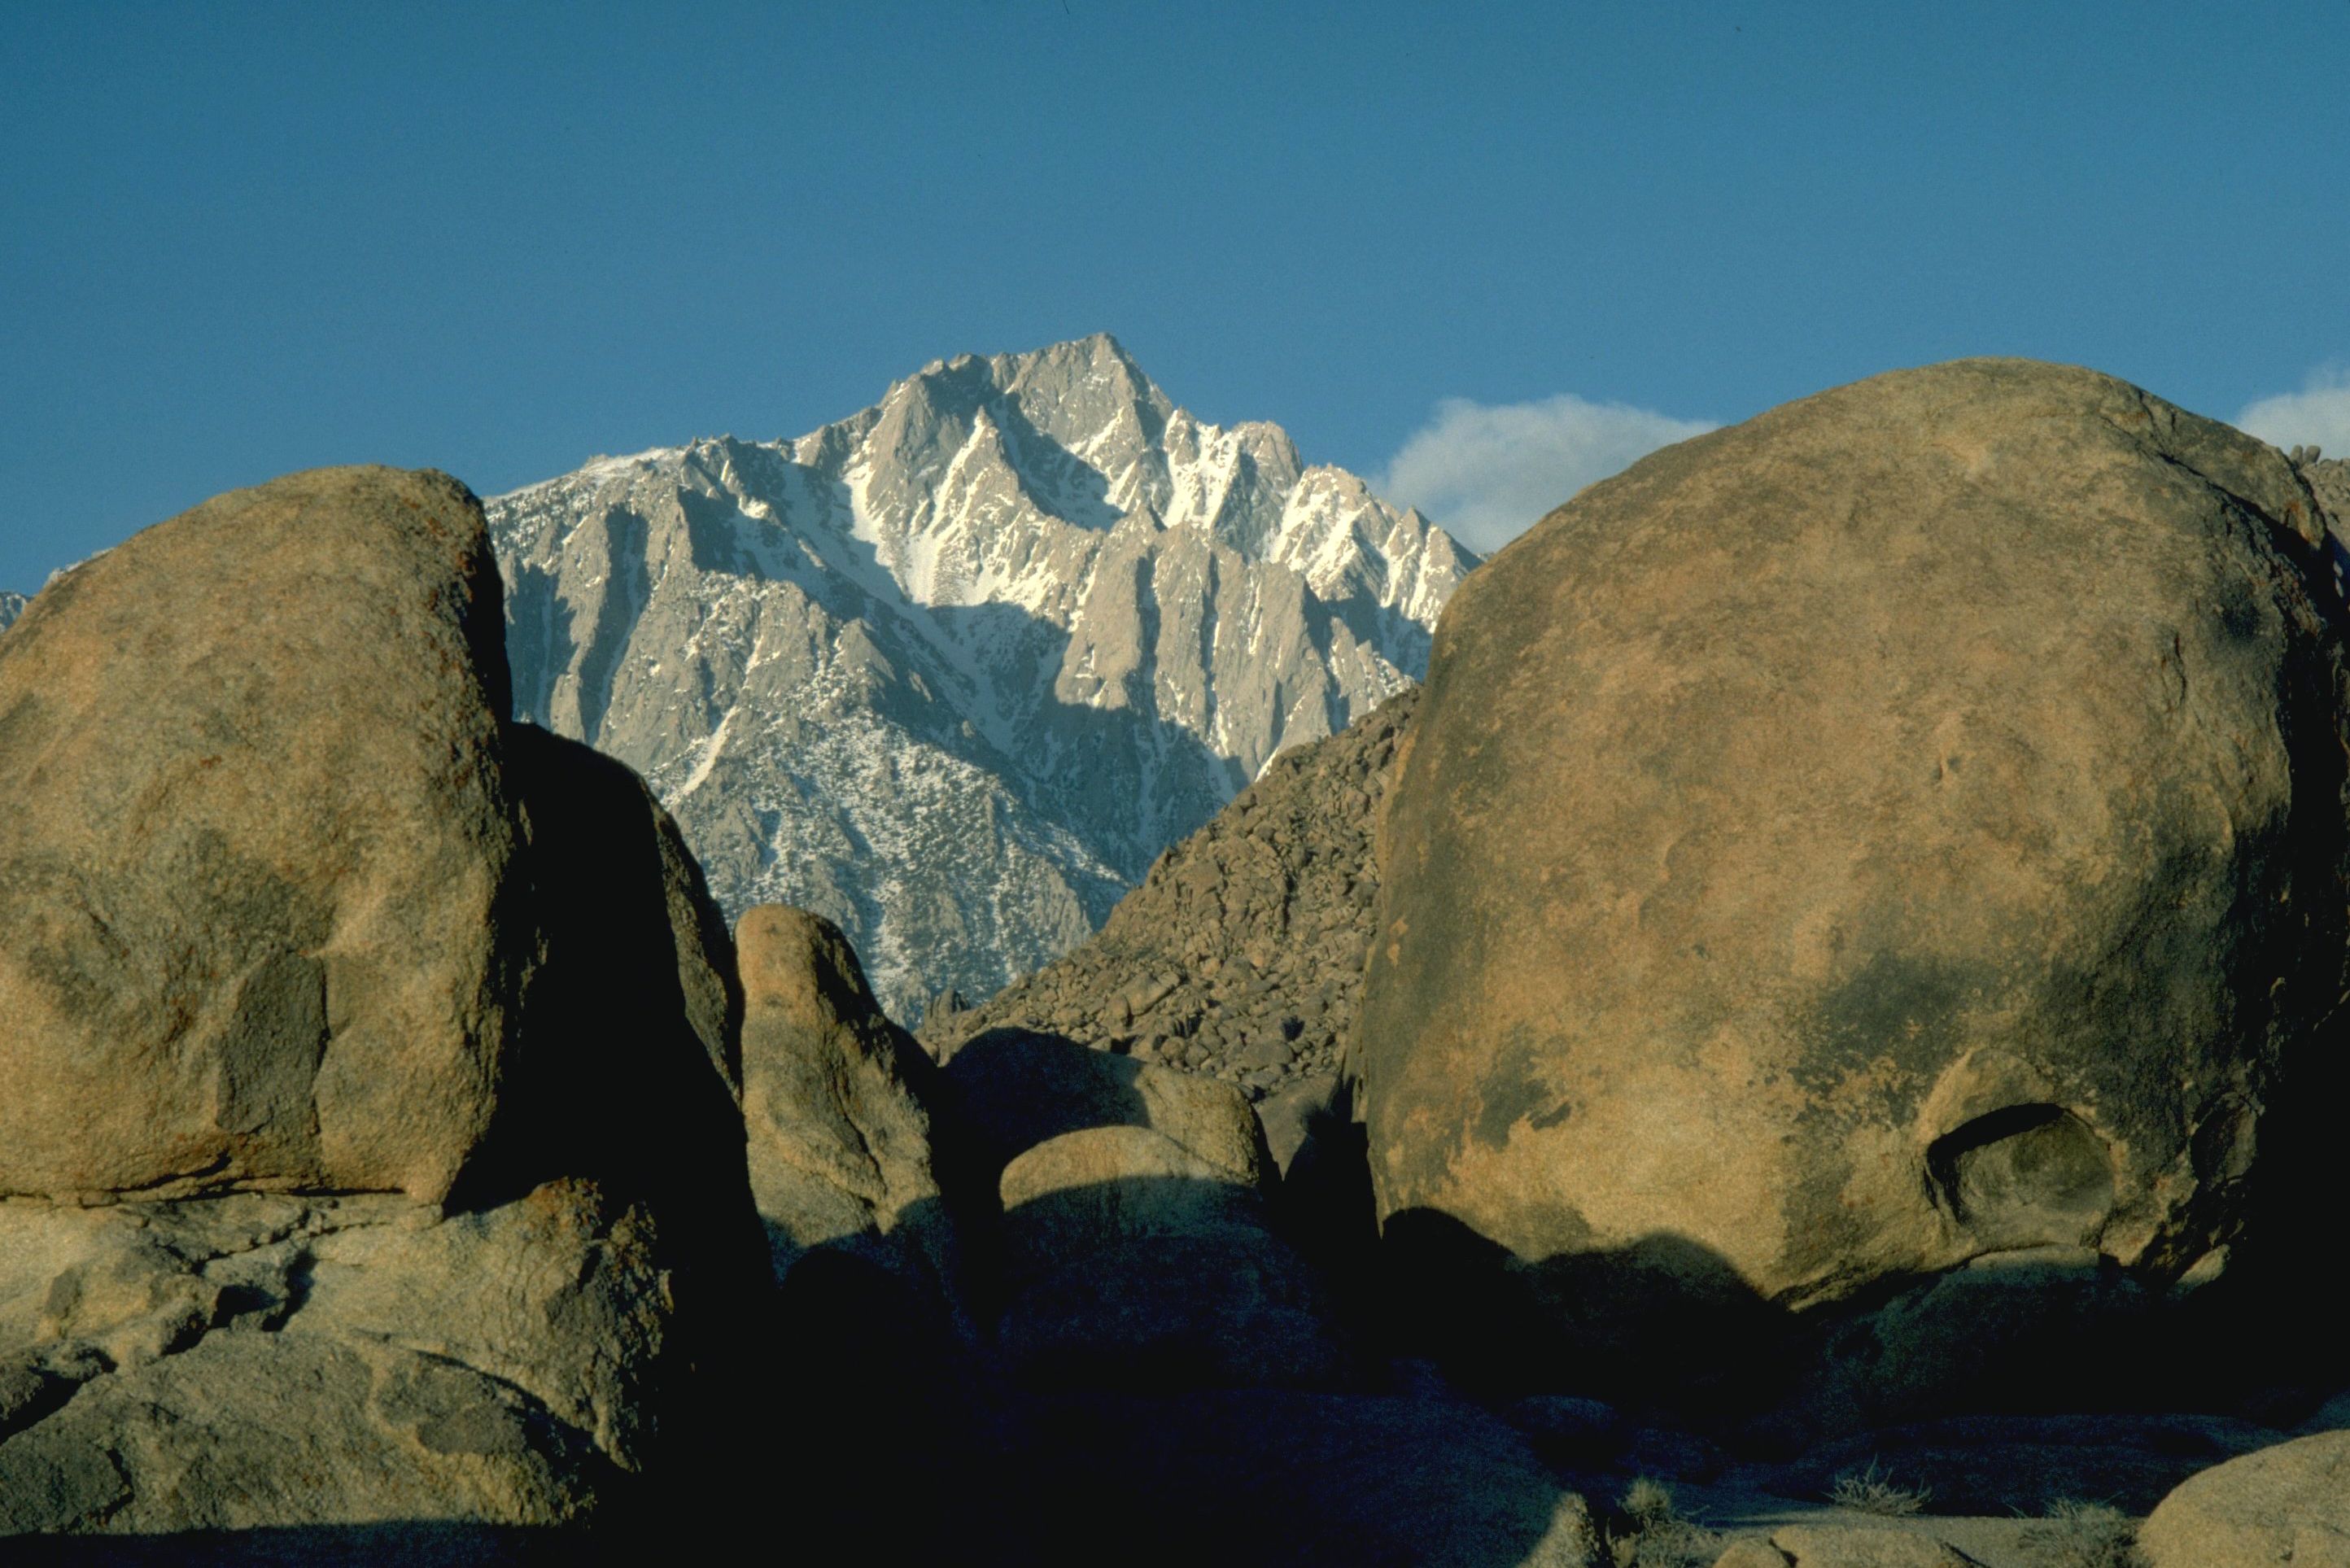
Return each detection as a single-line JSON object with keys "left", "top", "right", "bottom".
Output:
{"left": 2138, "top": 1430, "right": 2350, "bottom": 1567}
{"left": 0, "top": 466, "right": 531, "bottom": 1203}
{"left": 1713, "top": 1542, "right": 1793, "bottom": 1568}
{"left": 1361, "top": 360, "right": 2350, "bottom": 1389}
{"left": 736, "top": 905, "right": 958, "bottom": 1308}
{"left": 0, "top": 1184, "right": 670, "bottom": 1535}
{"left": 1762, "top": 1527, "right": 1979, "bottom": 1566}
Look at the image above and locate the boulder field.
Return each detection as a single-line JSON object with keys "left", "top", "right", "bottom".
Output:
{"left": 5, "top": 386, "right": 2350, "bottom": 1561}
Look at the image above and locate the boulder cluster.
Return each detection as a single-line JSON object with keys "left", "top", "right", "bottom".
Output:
{"left": 0, "top": 469, "right": 763, "bottom": 1541}
{"left": 6, "top": 361, "right": 2350, "bottom": 1563}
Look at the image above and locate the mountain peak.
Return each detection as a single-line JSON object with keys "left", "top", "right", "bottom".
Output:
{"left": 486, "top": 338, "right": 1474, "bottom": 1015}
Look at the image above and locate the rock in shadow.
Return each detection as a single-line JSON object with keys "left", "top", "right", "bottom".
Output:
{"left": 996, "top": 1159, "right": 1354, "bottom": 1391}
{"left": 446, "top": 725, "right": 771, "bottom": 1531}
{"left": 1378, "top": 1207, "right": 2252, "bottom": 1447}
{"left": 767, "top": 1228, "right": 1008, "bottom": 1561}
{"left": 1378, "top": 1208, "right": 1784, "bottom": 1416}
{"left": 1767, "top": 1410, "right": 2286, "bottom": 1516}
{"left": 1010, "top": 1386, "right": 1598, "bottom": 1567}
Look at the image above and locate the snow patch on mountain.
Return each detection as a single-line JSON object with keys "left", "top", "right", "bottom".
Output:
{"left": 488, "top": 334, "right": 1474, "bottom": 1016}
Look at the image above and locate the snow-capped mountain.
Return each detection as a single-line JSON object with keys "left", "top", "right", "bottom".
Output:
{"left": 0, "top": 592, "right": 25, "bottom": 635}
{"left": 488, "top": 334, "right": 1474, "bottom": 1016}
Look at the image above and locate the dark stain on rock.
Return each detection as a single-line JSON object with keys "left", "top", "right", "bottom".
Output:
{"left": 1473, "top": 1024, "right": 1551, "bottom": 1152}
{"left": 214, "top": 951, "right": 330, "bottom": 1143}
{"left": 1798, "top": 947, "right": 1991, "bottom": 1096}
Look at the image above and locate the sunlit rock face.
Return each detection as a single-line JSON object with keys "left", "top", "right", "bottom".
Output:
{"left": 489, "top": 334, "right": 1474, "bottom": 1018}
{"left": 1361, "top": 360, "right": 2350, "bottom": 1403}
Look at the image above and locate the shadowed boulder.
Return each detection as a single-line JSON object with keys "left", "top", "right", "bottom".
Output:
{"left": 736, "top": 904, "right": 963, "bottom": 1325}
{"left": 996, "top": 1127, "right": 1352, "bottom": 1389}
{"left": 1361, "top": 360, "right": 2350, "bottom": 1407}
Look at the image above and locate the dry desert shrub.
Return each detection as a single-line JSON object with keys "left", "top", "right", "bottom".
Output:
{"left": 2017, "top": 1498, "right": 2143, "bottom": 1568}
{"left": 1828, "top": 1457, "right": 1932, "bottom": 1517}
{"left": 1605, "top": 1478, "right": 1722, "bottom": 1568}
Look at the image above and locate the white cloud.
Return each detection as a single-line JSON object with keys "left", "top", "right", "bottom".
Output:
{"left": 2237, "top": 365, "right": 2350, "bottom": 459}
{"left": 1377, "top": 394, "right": 1717, "bottom": 554}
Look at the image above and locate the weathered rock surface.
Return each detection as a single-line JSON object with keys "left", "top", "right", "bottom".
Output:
{"left": 0, "top": 1187, "right": 654, "bottom": 1535}
{"left": 0, "top": 466, "right": 530, "bottom": 1205}
{"left": 491, "top": 335, "right": 1471, "bottom": 1017}
{"left": 0, "top": 468, "right": 767, "bottom": 1544}
{"left": 1362, "top": 360, "right": 2350, "bottom": 1404}
{"left": 2138, "top": 1429, "right": 2350, "bottom": 1566}
{"left": 736, "top": 904, "right": 959, "bottom": 1313}
{"left": 2289, "top": 448, "right": 2348, "bottom": 531}
{"left": 930, "top": 1031, "right": 1350, "bottom": 1387}
{"left": 920, "top": 685, "right": 1417, "bottom": 1098}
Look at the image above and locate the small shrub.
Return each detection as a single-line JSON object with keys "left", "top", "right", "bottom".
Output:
{"left": 1828, "top": 1457, "right": 1931, "bottom": 1516}
{"left": 1621, "top": 1477, "right": 1677, "bottom": 1528}
{"left": 2018, "top": 1498, "right": 2143, "bottom": 1568}
{"left": 1605, "top": 1478, "right": 1720, "bottom": 1568}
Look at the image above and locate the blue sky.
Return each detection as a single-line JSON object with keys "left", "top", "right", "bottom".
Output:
{"left": 3, "top": 1, "right": 2345, "bottom": 586}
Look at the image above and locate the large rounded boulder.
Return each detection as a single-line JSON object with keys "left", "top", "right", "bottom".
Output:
{"left": 1360, "top": 360, "right": 2350, "bottom": 1391}
{"left": 0, "top": 466, "right": 531, "bottom": 1204}
{"left": 0, "top": 468, "right": 770, "bottom": 1543}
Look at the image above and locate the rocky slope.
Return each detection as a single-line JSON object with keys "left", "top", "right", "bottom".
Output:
{"left": 2292, "top": 447, "right": 2348, "bottom": 535}
{"left": 488, "top": 334, "right": 1473, "bottom": 1018}
{"left": 919, "top": 686, "right": 1415, "bottom": 1104}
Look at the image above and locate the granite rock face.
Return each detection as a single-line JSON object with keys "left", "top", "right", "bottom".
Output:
{"left": 491, "top": 334, "right": 1471, "bottom": 1017}
{"left": 0, "top": 466, "right": 529, "bottom": 1205}
{"left": 934, "top": 1033, "right": 1349, "bottom": 1387}
{"left": 0, "top": 468, "right": 766, "bottom": 1541}
{"left": 2138, "top": 1429, "right": 2350, "bottom": 1567}
{"left": 1361, "top": 360, "right": 2350, "bottom": 1400}
{"left": 737, "top": 904, "right": 959, "bottom": 1317}
{"left": 2288, "top": 448, "right": 2348, "bottom": 531}
{"left": 0, "top": 1187, "right": 653, "bottom": 1535}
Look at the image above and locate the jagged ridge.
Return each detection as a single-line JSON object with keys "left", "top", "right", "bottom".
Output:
{"left": 488, "top": 334, "right": 1475, "bottom": 1016}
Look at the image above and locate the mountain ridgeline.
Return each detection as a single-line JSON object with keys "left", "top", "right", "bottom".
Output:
{"left": 488, "top": 334, "right": 1474, "bottom": 1016}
